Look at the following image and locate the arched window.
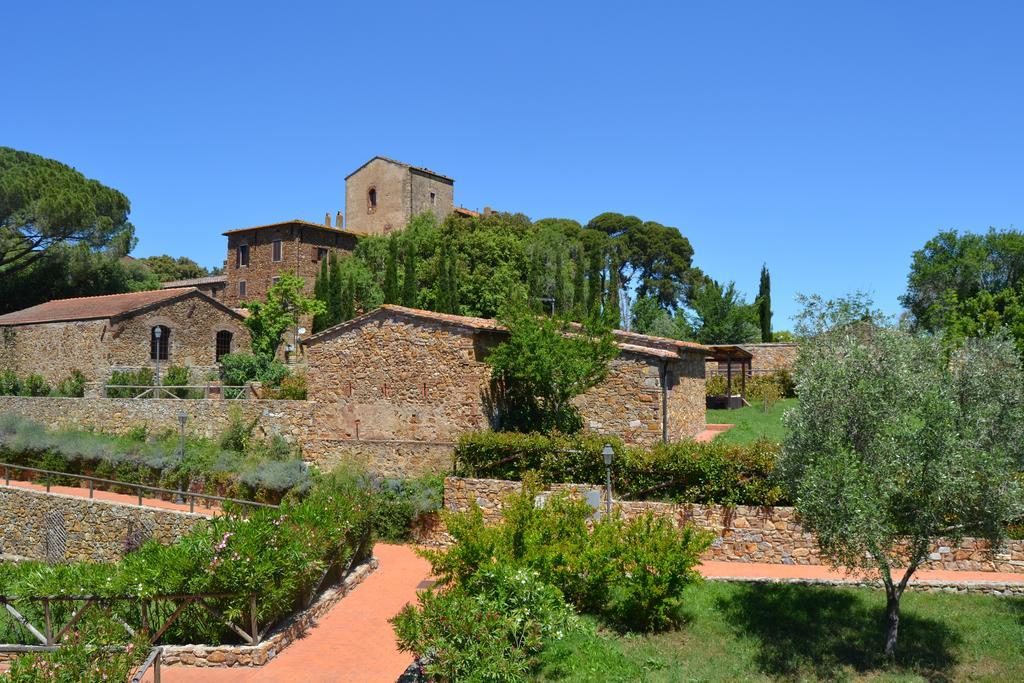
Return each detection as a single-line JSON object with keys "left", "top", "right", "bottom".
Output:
{"left": 150, "top": 326, "right": 170, "bottom": 361}
{"left": 367, "top": 187, "right": 377, "bottom": 212}
{"left": 215, "top": 330, "right": 233, "bottom": 360}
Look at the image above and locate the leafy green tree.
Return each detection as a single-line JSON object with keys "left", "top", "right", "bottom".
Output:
{"left": 242, "top": 273, "right": 326, "bottom": 357}
{"left": 687, "top": 279, "right": 760, "bottom": 344}
{"left": 0, "top": 147, "right": 134, "bottom": 275}
{"left": 619, "top": 220, "right": 695, "bottom": 309}
{"left": 384, "top": 235, "right": 400, "bottom": 305}
{"left": 793, "top": 290, "right": 889, "bottom": 338}
{"left": 553, "top": 249, "right": 568, "bottom": 315}
{"left": 942, "top": 287, "right": 1024, "bottom": 357}
{"left": 327, "top": 251, "right": 342, "bottom": 327}
{"left": 902, "top": 228, "right": 1024, "bottom": 332}
{"left": 136, "top": 254, "right": 211, "bottom": 282}
{"left": 585, "top": 212, "right": 643, "bottom": 238}
{"left": 402, "top": 238, "right": 418, "bottom": 308}
{"left": 312, "top": 257, "right": 332, "bottom": 332}
{"left": 780, "top": 326, "right": 1024, "bottom": 657}
{"left": 758, "top": 264, "right": 772, "bottom": 342}
{"left": 487, "top": 304, "right": 620, "bottom": 433}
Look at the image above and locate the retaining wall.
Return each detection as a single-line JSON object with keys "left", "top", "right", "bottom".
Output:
{"left": 0, "top": 485, "right": 209, "bottom": 563}
{"left": 442, "top": 477, "right": 1024, "bottom": 574}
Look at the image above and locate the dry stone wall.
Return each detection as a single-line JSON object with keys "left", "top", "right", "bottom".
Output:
{"left": 441, "top": 477, "right": 1024, "bottom": 574}
{"left": 0, "top": 485, "right": 208, "bottom": 563}
{"left": 0, "top": 396, "right": 316, "bottom": 442}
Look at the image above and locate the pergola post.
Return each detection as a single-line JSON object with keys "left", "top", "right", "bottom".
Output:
{"left": 726, "top": 358, "right": 733, "bottom": 398}
{"left": 741, "top": 358, "right": 747, "bottom": 401}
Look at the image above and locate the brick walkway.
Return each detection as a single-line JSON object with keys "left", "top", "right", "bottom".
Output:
{"left": 162, "top": 544, "right": 433, "bottom": 683}
{"left": 1, "top": 478, "right": 220, "bottom": 516}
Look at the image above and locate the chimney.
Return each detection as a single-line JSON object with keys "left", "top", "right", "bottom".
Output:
{"left": 483, "top": 206, "right": 493, "bottom": 216}
{"left": 324, "top": 212, "right": 331, "bottom": 227}
{"left": 336, "top": 211, "right": 343, "bottom": 229}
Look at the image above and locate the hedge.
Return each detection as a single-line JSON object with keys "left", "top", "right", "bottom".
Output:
{"left": 454, "top": 432, "right": 785, "bottom": 506}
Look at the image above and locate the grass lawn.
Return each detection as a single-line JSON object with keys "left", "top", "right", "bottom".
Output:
{"left": 706, "top": 397, "right": 798, "bottom": 445}
{"left": 536, "top": 581, "right": 1024, "bottom": 682}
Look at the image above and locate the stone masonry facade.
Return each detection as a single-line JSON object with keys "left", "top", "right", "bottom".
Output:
{"left": 0, "top": 485, "right": 209, "bottom": 563}
{"left": 304, "top": 306, "right": 708, "bottom": 447}
{"left": 344, "top": 157, "right": 454, "bottom": 236}
{"left": 442, "top": 477, "right": 1024, "bottom": 574}
{"left": 222, "top": 221, "right": 360, "bottom": 309}
{"left": 707, "top": 342, "right": 799, "bottom": 377}
{"left": 0, "top": 290, "right": 250, "bottom": 384}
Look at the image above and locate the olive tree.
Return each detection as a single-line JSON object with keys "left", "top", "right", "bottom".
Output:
{"left": 780, "top": 325, "right": 1024, "bottom": 658}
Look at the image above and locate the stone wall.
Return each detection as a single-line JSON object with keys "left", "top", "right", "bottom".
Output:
{"left": 0, "top": 396, "right": 316, "bottom": 442}
{"left": 303, "top": 439, "right": 455, "bottom": 479}
{"left": 707, "top": 342, "right": 799, "bottom": 377}
{"left": 409, "top": 169, "right": 456, "bottom": 225}
{"left": 441, "top": 477, "right": 1024, "bottom": 574}
{"left": 222, "top": 222, "right": 359, "bottom": 308}
{"left": 0, "top": 293, "right": 251, "bottom": 384}
{"left": 345, "top": 158, "right": 454, "bottom": 236}
{"left": 306, "top": 313, "right": 496, "bottom": 443}
{"left": 0, "top": 485, "right": 208, "bottom": 563}
{"left": 305, "top": 308, "right": 707, "bottom": 447}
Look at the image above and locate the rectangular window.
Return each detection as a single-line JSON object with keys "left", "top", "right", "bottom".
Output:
{"left": 238, "top": 281, "right": 247, "bottom": 298}
{"left": 237, "top": 244, "right": 250, "bottom": 267}
{"left": 430, "top": 191, "right": 436, "bottom": 205}
{"left": 272, "top": 239, "right": 282, "bottom": 262}
{"left": 316, "top": 247, "right": 329, "bottom": 261}
{"left": 272, "top": 277, "right": 280, "bottom": 286}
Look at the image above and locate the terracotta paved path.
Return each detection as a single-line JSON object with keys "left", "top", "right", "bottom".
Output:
{"left": 162, "top": 544, "right": 432, "bottom": 683}
{"left": 1, "top": 478, "right": 220, "bottom": 515}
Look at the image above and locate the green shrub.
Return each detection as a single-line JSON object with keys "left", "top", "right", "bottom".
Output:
{"left": 0, "top": 622, "right": 150, "bottom": 682}
{"left": 421, "top": 482, "right": 713, "bottom": 632}
{"left": 20, "top": 373, "right": 50, "bottom": 397}
{"left": 0, "top": 369, "right": 20, "bottom": 395}
{"left": 0, "top": 469, "right": 374, "bottom": 646}
{"left": 55, "top": 369, "right": 86, "bottom": 397}
{"left": 270, "top": 373, "right": 307, "bottom": 400}
{"left": 455, "top": 431, "right": 785, "bottom": 506}
{"left": 106, "top": 368, "right": 155, "bottom": 398}
{"left": 392, "top": 563, "right": 584, "bottom": 682}
{"left": 219, "top": 407, "right": 257, "bottom": 452}
{"left": 706, "top": 370, "right": 796, "bottom": 401}
{"left": 161, "top": 365, "right": 200, "bottom": 398}
{"left": 370, "top": 475, "right": 444, "bottom": 542}
{"left": 218, "top": 352, "right": 290, "bottom": 388}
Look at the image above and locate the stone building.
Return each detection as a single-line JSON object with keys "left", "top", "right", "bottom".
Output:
{"left": 344, "top": 157, "right": 455, "bottom": 235}
{"left": 162, "top": 274, "right": 229, "bottom": 301}
{"left": 0, "top": 288, "right": 250, "bottom": 384}
{"left": 706, "top": 342, "right": 799, "bottom": 377}
{"left": 303, "top": 305, "right": 708, "bottom": 445}
{"left": 221, "top": 219, "right": 365, "bottom": 309}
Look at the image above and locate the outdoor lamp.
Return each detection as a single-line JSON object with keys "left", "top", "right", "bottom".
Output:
{"left": 153, "top": 326, "right": 163, "bottom": 386}
{"left": 602, "top": 444, "right": 614, "bottom": 516}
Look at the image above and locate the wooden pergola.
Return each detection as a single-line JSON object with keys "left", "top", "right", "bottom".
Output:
{"left": 707, "top": 345, "right": 754, "bottom": 409}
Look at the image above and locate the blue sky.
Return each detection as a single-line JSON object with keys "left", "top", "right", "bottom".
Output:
{"left": 4, "top": 1, "right": 1022, "bottom": 329}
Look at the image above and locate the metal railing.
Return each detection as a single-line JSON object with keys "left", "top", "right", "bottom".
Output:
{"left": 102, "top": 384, "right": 250, "bottom": 399}
{"left": 0, "top": 462, "right": 278, "bottom": 514}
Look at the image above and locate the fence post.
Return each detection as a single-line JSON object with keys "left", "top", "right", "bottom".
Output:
{"left": 154, "top": 650, "right": 161, "bottom": 683}
{"left": 249, "top": 594, "right": 258, "bottom": 644}
{"left": 189, "top": 496, "right": 194, "bottom": 514}
{"left": 88, "top": 479, "right": 94, "bottom": 499}
{"left": 3, "top": 466, "right": 7, "bottom": 486}
{"left": 138, "top": 489, "right": 143, "bottom": 506}
{"left": 43, "top": 599, "right": 52, "bottom": 645}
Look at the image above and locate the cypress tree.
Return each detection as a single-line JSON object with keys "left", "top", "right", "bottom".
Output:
{"left": 448, "top": 249, "right": 460, "bottom": 314}
{"left": 606, "top": 259, "right": 621, "bottom": 327}
{"left": 758, "top": 263, "right": 772, "bottom": 342}
{"left": 572, "top": 245, "right": 585, "bottom": 318}
{"left": 586, "top": 248, "right": 603, "bottom": 316}
{"left": 383, "top": 236, "right": 399, "bottom": 304}
{"left": 435, "top": 243, "right": 451, "bottom": 313}
{"left": 312, "top": 256, "right": 330, "bottom": 332}
{"left": 341, "top": 271, "right": 356, "bottom": 321}
{"left": 327, "top": 251, "right": 342, "bottom": 327}
{"left": 553, "top": 249, "right": 567, "bottom": 315}
{"left": 402, "top": 240, "right": 418, "bottom": 308}
{"left": 528, "top": 249, "right": 545, "bottom": 312}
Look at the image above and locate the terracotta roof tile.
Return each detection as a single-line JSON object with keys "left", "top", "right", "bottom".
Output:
{"left": 0, "top": 288, "right": 204, "bottom": 326}
{"left": 303, "top": 305, "right": 709, "bottom": 359}
{"left": 222, "top": 219, "right": 370, "bottom": 238}
{"left": 161, "top": 275, "right": 228, "bottom": 288}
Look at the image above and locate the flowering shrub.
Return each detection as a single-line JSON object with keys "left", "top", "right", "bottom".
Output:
{"left": 455, "top": 431, "right": 785, "bottom": 506}
{"left": 0, "top": 468, "right": 374, "bottom": 646}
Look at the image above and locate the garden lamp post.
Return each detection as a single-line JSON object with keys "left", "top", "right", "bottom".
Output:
{"left": 602, "top": 443, "right": 614, "bottom": 516}
{"left": 153, "top": 325, "right": 162, "bottom": 388}
{"left": 175, "top": 410, "right": 187, "bottom": 504}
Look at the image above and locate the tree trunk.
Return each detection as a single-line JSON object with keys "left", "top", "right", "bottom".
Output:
{"left": 884, "top": 593, "right": 900, "bottom": 659}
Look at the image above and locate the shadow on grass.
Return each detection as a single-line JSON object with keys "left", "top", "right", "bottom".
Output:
{"left": 715, "top": 583, "right": 960, "bottom": 681}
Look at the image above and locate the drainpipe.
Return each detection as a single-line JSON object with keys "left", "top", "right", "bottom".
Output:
{"left": 660, "top": 360, "right": 669, "bottom": 443}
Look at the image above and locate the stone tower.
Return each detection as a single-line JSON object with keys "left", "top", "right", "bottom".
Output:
{"left": 344, "top": 156, "right": 454, "bottom": 235}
